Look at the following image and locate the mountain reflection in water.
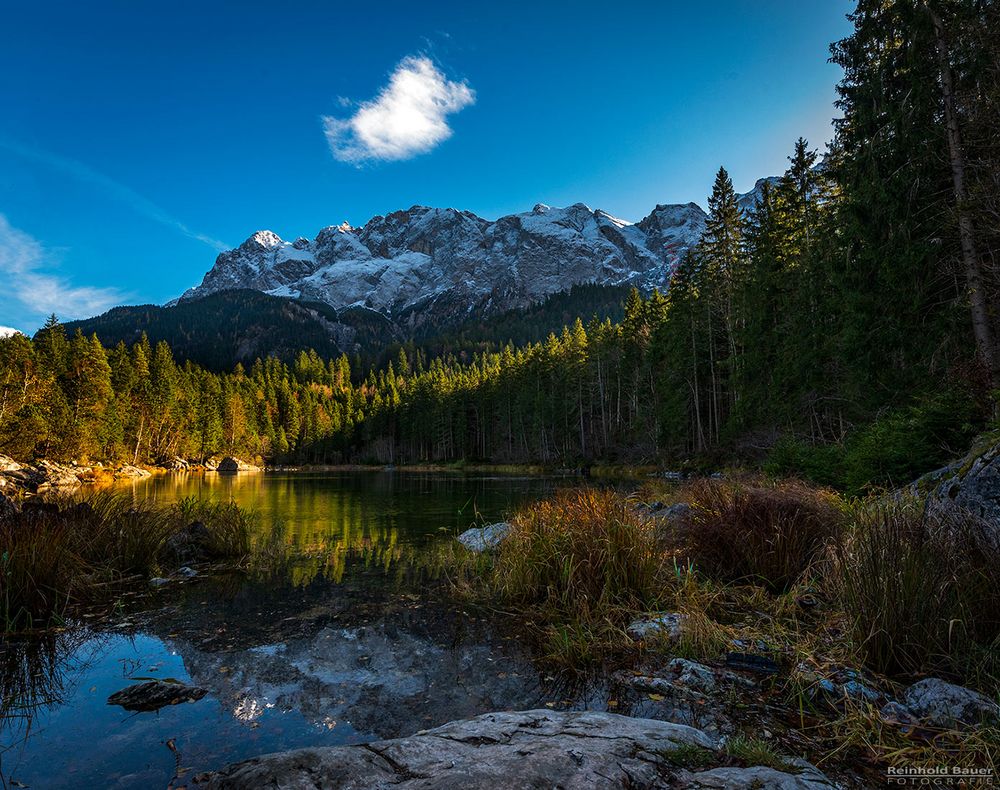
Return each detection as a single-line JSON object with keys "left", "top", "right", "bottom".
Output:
{"left": 0, "top": 471, "right": 584, "bottom": 789}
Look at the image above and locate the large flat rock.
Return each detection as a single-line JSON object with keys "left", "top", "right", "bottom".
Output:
{"left": 201, "top": 709, "right": 831, "bottom": 789}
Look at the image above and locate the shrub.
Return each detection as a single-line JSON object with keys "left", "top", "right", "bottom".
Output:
{"left": 842, "top": 391, "right": 980, "bottom": 495}
{"left": 836, "top": 499, "right": 1000, "bottom": 683}
{"left": 764, "top": 436, "right": 846, "bottom": 490}
{"left": 680, "top": 478, "right": 844, "bottom": 592}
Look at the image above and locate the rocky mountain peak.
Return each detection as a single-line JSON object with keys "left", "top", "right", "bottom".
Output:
{"left": 177, "top": 179, "right": 779, "bottom": 329}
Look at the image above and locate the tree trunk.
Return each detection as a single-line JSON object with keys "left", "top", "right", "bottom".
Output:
{"left": 929, "top": 4, "right": 999, "bottom": 391}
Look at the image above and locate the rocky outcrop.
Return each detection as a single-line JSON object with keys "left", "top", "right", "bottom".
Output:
{"left": 108, "top": 680, "right": 208, "bottom": 712}
{"left": 200, "top": 709, "right": 831, "bottom": 789}
{"left": 0, "top": 458, "right": 82, "bottom": 493}
{"left": 216, "top": 456, "right": 259, "bottom": 473}
{"left": 456, "top": 522, "right": 511, "bottom": 552}
{"left": 917, "top": 433, "right": 1000, "bottom": 540}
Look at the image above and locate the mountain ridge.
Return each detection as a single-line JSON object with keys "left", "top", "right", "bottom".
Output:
{"left": 177, "top": 199, "right": 714, "bottom": 326}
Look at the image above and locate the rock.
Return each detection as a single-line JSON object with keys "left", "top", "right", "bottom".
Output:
{"left": 33, "top": 460, "right": 82, "bottom": 491}
{"left": 879, "top": 701, "right": 921, "bottom": 731}
{"left": 678, "top": 758, "right": 835, "bottom": 789}
{"left": 201, "top": 709, "right": 835, "bottom": 789}
{"left": 114, "top": 464, "right": 151, "bottom": 479}
{"left": 456, "top": 522, "right": 511, "bottom": 552}
{"left": 624, "top": 660, "right": 754, "bottom": 699}
{"left": 0, "top": 455, "right": 22, "bottom": 473}
{"left": 662, "top": 502, "right": 692, "bottom": 520}
{"left": 202, "top": 709, "right": 718, "bottom": 788}
{"left": 842, "top": 679, "right": 881, "bottom": 704}
{"left": 161, "top": 521, "right": 214, "bottom": 565}
{"left": 627, "top": 612, "right": 687, "bottom": 642}
{"left": 178, "top": 566, "right": 198, "bottom": 578}
{"left": 203, "top": 457, "right": 220, "bottom": 471}
{"left": 149, "top": 577, "right": 171, "bottom": 588}
{"left": 667, "top": 658, "right": 719, "bottom": 694}
{"left": 107, "top": 680, "right": 208, "bottom": 712}
{"left": 216, "top": 456, "right": 259, "bottom": 473}
{"left": 902, "top": 678, "right": 1000, "bottom": 729}
{"left": 162, "top": 456, "right": 190, "bottom": 471}
{"left": 21, "top": 500, "right": 61, "bottom": 517}
{"left": 918, "top": 434, "right": 1000, "bottom": 541}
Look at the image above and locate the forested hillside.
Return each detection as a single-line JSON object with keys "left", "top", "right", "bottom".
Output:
{"left": 1, "top": 0, "right": 996, "bottom": 492}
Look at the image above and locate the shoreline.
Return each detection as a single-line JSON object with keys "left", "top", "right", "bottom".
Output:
{"left": 1, "top": 455, "right": 667, "bottom": 497}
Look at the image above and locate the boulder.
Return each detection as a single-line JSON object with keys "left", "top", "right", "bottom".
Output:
{"left": 627, "top": 612, "right": 687, "bottom": 642}
{"left": 677, "top": 759, "right": 835, "bottom": 789}
{"left": 918, "top": 434, "right": 1000, "bottom": 541}
{"left": 162, "top": 456, "right": 190, "bottom": 471}
{"left": 216, "top": 456, "right": 259, "bottom": 473}
{"left": 0, "top": 455, "right": 22, "bottom": 473}
{"left": 902, "top": 678, "right": 1000, "bottom": 729}
{"left": 33, "top": 460, "right": 82, "bottom": 490}
{"left": 114, "top": 464, "right": 151, "bottom": 479}
{"left": 201, "top": 709, "right": 833, "bottom": 789}
{"left": 108, "top": 680, "right": 208, "bottom": 712}
{"left": 456, "top": 522, "right": 511, "bottom": 552}
{"left": 161, "top": 521, "right": 214, "bottom": 565}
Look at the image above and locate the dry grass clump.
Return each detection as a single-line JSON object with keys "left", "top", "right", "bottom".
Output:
{"left": 836, "top": 498, "right": 1000, "bottom": 683}
{"left": 679, "top": 478, "right": 845, "bottom": 593}
{"left": 1, "top": 493, "right": 259, "bottom": 632}
{"left": 493, "top": 488, "right": 661, "bottom": 619}
{"left": 481, "top": 488, "right": 667, "bottom": 667}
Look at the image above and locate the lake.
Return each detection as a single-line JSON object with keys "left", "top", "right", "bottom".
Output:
{"left": 0, "top": 471, "right": 591, "bottom": 789}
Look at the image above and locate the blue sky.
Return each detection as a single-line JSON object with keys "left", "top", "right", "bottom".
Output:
{"left": 0, "top": 0, "right": 853, "bottom": 333}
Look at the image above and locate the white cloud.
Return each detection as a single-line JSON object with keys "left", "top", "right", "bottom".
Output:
{"left": 0, "top": 326, "right": 22, "bottom": 338}
{"left": 323, "top": 55, "right": 475, "bottom": 164}
{"left": 0, "top": 215, "right": 129, "bottom": 322}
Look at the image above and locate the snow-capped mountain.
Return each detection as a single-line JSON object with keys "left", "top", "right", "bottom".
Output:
{"left": 178, "top": 201, "right": 710, "bottom": 325}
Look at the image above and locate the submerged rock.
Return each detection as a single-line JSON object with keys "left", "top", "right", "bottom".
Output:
{"left": 456, "top": 522, "right": 511, "bottom": 552}
{"left": 201, "top": 709, "right": 833, "bottom": 789}
{"left": 108, "top": 680, "right": 208, "bottom": 712}
{"left": 903, "top": 678, "right": 1000, "bottom": 729}
{"left": 627, "top": 612, "right": 686, "bottom": 642}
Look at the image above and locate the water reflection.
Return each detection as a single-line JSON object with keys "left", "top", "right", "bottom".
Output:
{"left": 1, "top": 472, "right": 573, "bottom": 789}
